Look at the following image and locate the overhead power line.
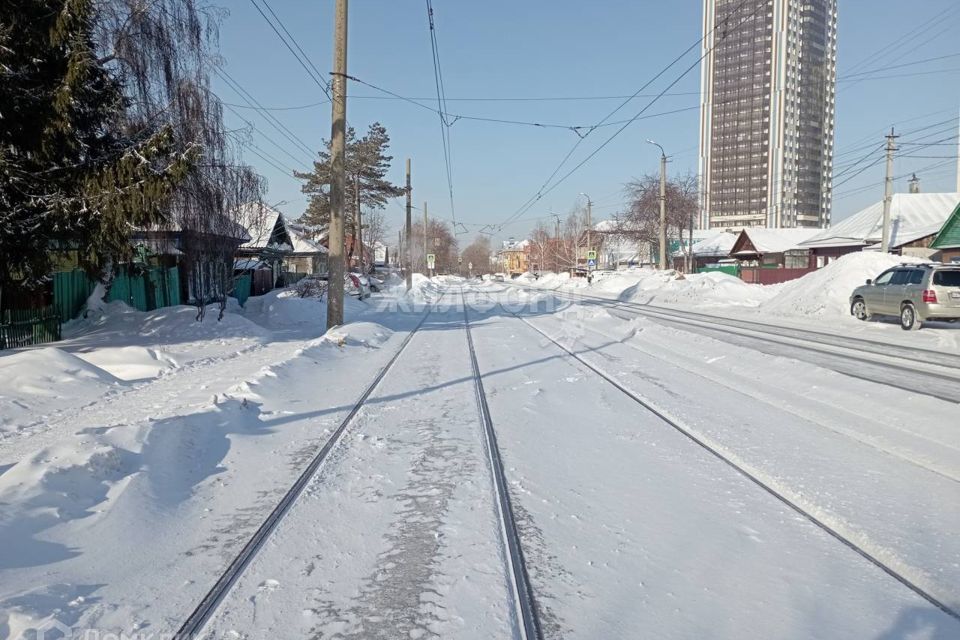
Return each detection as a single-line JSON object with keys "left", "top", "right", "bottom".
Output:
{"left": 496, "top": 0, "right": 764, "bottom": 230}
{"left": 248, "top": 0, "right": 332, "bottom": 100}
{"left": 214, "top": 68, "right": 316, "bottom": 161}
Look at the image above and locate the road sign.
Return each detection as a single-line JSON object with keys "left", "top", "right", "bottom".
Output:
{"left": 587, "top": 250, "right": 598, "bottom": 261}
{"left": 426, "top": 254, "right": 436, "bottom": 269}
{"left": 468, "top": 262, "right": 473, "bottom": 270}
{"left": 587, "top": 258, "right": 597, "bottom": 268}
{"left": 458, "top": 256, "right": 463, "bottom": 265}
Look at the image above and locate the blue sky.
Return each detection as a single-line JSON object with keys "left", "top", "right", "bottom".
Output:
{"left": 216, "top": 0, "right": 960, "bottom": 244}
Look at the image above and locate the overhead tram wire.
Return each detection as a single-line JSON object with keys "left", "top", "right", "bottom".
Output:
{"left": 426, "top": 0, "right": 458, "bottom": 229}
{"left": 494, "top": 0, "right": 761, "bottom": 231}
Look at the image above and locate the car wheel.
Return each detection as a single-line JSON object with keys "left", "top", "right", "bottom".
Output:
{"left": 900, "top": 303, "right": 921, "bottom": 331}
{"left": 851, "top": 298, "right": 870, "bottom": 321}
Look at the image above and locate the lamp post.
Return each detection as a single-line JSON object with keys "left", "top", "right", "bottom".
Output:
{"left": 647, "top": 139, "right": 668, "bottom": 270}
{"left": 579, "top": 193, "right": 592, "bottom": 278}
{"left": 551, "top": 213, "right": 561, "bottom": 273}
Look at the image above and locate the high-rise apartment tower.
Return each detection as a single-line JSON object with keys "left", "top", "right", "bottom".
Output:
{"left": 698, "top": 0, "right": 837, "bottom": 229}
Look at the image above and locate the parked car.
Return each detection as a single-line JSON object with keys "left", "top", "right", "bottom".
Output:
{"left": 493, "top": 273, "right": 505, "bottom": 282}
{"left": 850, "top": 263, "right": 960, "bottom": 330}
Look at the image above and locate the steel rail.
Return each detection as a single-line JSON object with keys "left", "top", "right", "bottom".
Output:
{"left": 462, "top": 288, "right": 544, "bottom": 640}
{"left": 174, "top": 297, "right": 443, "bottom": 639}
{"left": 523, "top": 283, "right": 960, "bottom": 371}
{"left": 485, "top": 294, "right": 960, "bottom": 625}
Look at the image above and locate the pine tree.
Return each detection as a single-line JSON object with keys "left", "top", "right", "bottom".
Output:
{"left": 0, "top": 0, "right": 192, "bottom": 293}
{"left": 295, "top": 122, "right": 405, "bottom": 230}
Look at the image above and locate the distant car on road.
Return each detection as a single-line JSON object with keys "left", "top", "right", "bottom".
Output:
{"left": 850, "top": 263, "right": 960, "bottom": 330}
{"left": 493, "top": 273, "right": 505, "bottom": 282}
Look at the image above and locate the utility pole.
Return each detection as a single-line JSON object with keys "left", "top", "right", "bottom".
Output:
{"left": 881, "top": 128, "right": 899, "bottom": 253}
{"left": 646, "top": 140, "right": 668, "bottom": 270}
{"left": 552, "top": 213, "right": 561, "bottom": 273}
{"left": 326, "top": 0, "right": 348, "bottom": 329}
{"left": 579, "top": 193, "right": 592, "bottom": 275}
{"left": 423, "top": 201, "right": 429, "bottom": 277}
{"left": 405, "top": 158, "right": 412, "bottom": 291}
{"left": 397, "top": 229, "right": 402, "bottom": 268}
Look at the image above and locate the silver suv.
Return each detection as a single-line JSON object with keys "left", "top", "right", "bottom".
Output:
{"left": 850, "top": 263, "right": 960, "bottom": 330}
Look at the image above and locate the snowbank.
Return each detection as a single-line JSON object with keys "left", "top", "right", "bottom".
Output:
{"left": 242, "top": 288, "right": 366, "bottom": 330}
{"left": 0, "top": 348, "right": 122, "bottom": 433}
{"left": 761, "top": 252, "right": 926, "bottom": 318}
{"left": 388, "top": 273, "right": 445, "bottom": 303}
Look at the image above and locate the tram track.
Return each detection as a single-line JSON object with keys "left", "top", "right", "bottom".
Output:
{"left": 479, "top": 289, "right": 960, "bottom": 625}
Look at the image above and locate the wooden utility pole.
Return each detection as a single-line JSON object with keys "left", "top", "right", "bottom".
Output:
{"left": 326, "top": 0, "right": 348, "bottom": 329}
{"left": 881, "top": 128, "right": 898, "bottom": 253}
{"left": 405, "top": 158, "right": 412, "bottom": 291}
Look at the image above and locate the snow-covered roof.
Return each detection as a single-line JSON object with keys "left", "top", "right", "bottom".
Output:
{"left": 732, "top": 228, "right": 821, "bottom": 255}
{"left": 236, "top": 202, "right": 290, "bottom": 251}
{"left": 286, "top": 225, "right": 329, "bottom": 255}
{"left": 690, "top": 231, "right": 739, "bottom": 258}
{"left": 800, "top": 193, "right": 960, "bottom": 249}
{"left": 502, "top": 239, "right": 530, "bottom": 251}
{"left": 670, "top": 230, "right": 723, "bottom": 257}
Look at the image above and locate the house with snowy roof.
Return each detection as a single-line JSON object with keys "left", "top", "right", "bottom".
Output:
{"left": 930, "top": 200, "right": 960, "bottom": 264}
{"left": 284, "top": 223, "right": 328, "bottom": 276}
{"left": 728, "top": 228, "right": 821, "bottom": 284}
{"left": 235, "top": 203, "right": 293, "bottom": 295}
{"left": 798, "top": 193, "right": 960, "bottom": 264}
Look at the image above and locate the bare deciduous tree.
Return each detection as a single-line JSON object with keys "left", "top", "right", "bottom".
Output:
{"left": 94, "top": 0, "right": 264, "bottom": 319}
{"left": 617, "top": 172, "right": 698, "bottom": 267}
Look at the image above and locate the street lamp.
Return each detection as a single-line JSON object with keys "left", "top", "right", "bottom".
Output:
{"left": 647, "top": 140, "right": 668, "bottom": 270}
{"left": 579, "top": 193, "right": 593, "bottom": 277}
{"left": 550, "top": 213, "right": 561, "bottom": 273}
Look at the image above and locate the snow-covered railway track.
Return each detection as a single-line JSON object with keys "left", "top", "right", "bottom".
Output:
{"left": 173, "top": 300, "right": 441, "bottom": 640}
{"left": 519, "top": 285, "right": 960, "bottom": 404}
{"left": 487, "top": 294, "right": 960, "bottom": 626}
{"left": 462, "top": 289, "right": 544, "bottom": 640}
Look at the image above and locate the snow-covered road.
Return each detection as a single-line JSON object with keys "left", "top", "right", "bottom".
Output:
{"left": 1, "top": 280, "right": 958, "bottom": 639}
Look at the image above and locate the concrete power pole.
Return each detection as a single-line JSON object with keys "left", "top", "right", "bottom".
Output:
{"left": 326, "top": 0, "right": 348, "bottom": 329}
{"left": 405, "top": 158, "right": 412, "bottom": 291}
{"left": 354, "top": 173, "right": 364, "bottom": 278}
{"left": 658, "top": 154, "right": 668, "bottom": 270}
{"left": 881, "top": 128, "right": 899, "bottom": 254}
{"left": 423, "top": 201, "right": 429, "bottom": 277}
{"left": 648, "top": 140, "right": 668, "bottom": 270}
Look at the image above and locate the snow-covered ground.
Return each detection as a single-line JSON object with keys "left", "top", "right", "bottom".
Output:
{"left": 1, "top": 276, "right": 957, "bottom": 639}
{"left": 518, "top": 253, "right": 960, "bottom": 353}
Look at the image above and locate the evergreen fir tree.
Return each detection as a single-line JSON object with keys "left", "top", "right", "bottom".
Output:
{"left": 295, "top": 122, "right": 405, "bottom": 230}
{"left": 0, "top": 0, "right": 192, "bottom": 292}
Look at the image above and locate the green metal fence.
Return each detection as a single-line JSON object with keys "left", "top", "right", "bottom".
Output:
{"left": 53, "top": 266, "right": 182, "bottom": 320}
{"left": 233, "top": 274, "right": 252, "bottom": 307}
{"left": 0, "top": 306, "right": 61, "bottom": 350}
{"left": 699, "top": 264, "right": 740, "bottom": 277}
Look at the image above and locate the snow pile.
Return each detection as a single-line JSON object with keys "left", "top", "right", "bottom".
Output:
{"left": 619, "top": 270, "right": 774, "bottom": 308}
{"left": 320, "top": 321, "right": 394, "bottom": 349}
{"left": 761, "top": 252, "right": 926, "bottom": 318}
{"left": 75, "top": 346, "right": 177, "bottom": 381}
{"left": 241, "top": 288, "right": 367, "bottom": 331}
{"left": 0, "top": 348, "right": 122, "bottom": 433}
{"left": 65, "top": 300, "right": 270, "bottom": 345}
{"left": 389, "top": 273, "right": 444, "bottom": 303}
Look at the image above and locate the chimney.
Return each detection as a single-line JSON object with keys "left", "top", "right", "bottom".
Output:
{"left": 908, "top": 174, "right": 921, "bottom": 194}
